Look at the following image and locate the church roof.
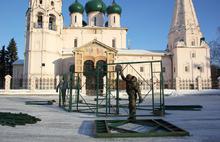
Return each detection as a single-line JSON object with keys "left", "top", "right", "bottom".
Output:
{"left": 74, "top": 39, "right": 118, "bottom": 53}
{"left": 69, "top": 0, "right": 84, "bottom": 14}
{"left": 85, "top": 0, "right": 107, "bottom": 14}
{"left": 107, "top": 0, "right": 122, "bottom": 15}
{"left": 13, "top": 59, "right": 24, "bottom": 65}
{"left": 117, "top": 49, "right": 166, "bottom": 56}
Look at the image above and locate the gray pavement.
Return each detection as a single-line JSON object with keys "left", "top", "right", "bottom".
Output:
{"left": 0, "top": 94, "right": 220, "bottom": 142}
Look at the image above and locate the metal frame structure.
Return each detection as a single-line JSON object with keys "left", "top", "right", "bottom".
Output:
{"left": 59, "top": 60, "right": 165, "bottom": 117}
{"left": 95, "top": 119, "right": 190, "bottom": 138}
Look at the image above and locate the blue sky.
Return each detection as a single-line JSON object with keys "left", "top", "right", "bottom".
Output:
{"left": 0, "top": 0, "right": 219, "bottom": 59}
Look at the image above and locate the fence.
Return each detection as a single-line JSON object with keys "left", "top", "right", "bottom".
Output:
{"left": 0, "top": 75, "right": 219, "bottom": 91}
{"left": 164, "top": 78, "right": 213, "bottom": 90}
{"left": 0, "top": 75, "right": 59, "bottom": 91}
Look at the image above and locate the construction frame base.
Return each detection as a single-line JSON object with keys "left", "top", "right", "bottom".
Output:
{"left": 95, "top": 119, "right": 190, "bottom": 138}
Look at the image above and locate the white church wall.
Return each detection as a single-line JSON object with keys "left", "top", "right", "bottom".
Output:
{"left": 62, "top": 27, "right": 127, "bottom": 49}
{"left": 24, "top": 31, "right": 61, "bottom": 79}
{"left": 173, "top": 47, "right": 211, "bottom": 80}
{"left": 162, "top": 55, "right": 173, "bottom": 88}
{"left": 116, "top": 55, "right": 163, "bottom": 80}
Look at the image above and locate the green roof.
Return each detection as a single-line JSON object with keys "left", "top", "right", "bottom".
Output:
{"left": 85, "top": 0, "right": 107, "bottom": 14}
{"left": 69, "top": 0, "right": 84, "bottom": 14}
{"left": 107, "top": 0, "right": 122, "bottom": 15}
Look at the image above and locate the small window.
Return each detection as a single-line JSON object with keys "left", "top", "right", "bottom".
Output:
{"left": 39, "top": 0, "right": 43, "bottom": 4}
{"left": 113, "top": 16, "right": 116, "bottom": 23}
{"left": 51, "top": 1, "right": 54, "bottom": 6}
{"left": 140, "top": 67, "right": 144, "bottom": 72}
{"left": 37, "top": 13, "right": 43, "bottom": 28}
{"left": 162, "top": 67, "right": 166, "bottom": 73}
{"left": 197, "top": 66, "right": 203, "bottom": 72}
{"left": 191, "top": 40, "right": 195, "bottom": 46}
{"left": 185, "top": 66, "right": 189, "bottom": 72}
{"left": 192, "top": 53, "right": 196, "bottom": 58}
{"left": 75, "top": 16, "right": 77, "bottom": 23}
{"left": 112, "top": 39, "right": 116, "bottom": 48}
{"left": 74, "top": 39, "right": 78, "bottom": 47}
{"left": 94, "top": 17, "right": 97, "bottom": 26}
{"left": 49, "top": 14, "right": 56, "bottom": 30}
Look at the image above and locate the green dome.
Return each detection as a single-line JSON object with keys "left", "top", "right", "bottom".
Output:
{"left": 69, "top": 0, "right": 84, "bottom": 14}
{"left": 85, "top": 0, "right": 107, "bottom": 14}
{"left": 107, "top": 0, "right": 122, "bottom": 15}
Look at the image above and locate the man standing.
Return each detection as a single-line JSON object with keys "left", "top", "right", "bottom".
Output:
{"left": 56, "top": 76, "right": 69, "bottom": 106}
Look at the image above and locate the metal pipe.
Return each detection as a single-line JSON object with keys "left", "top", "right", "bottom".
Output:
{"left": 116, "top": 71, "right": 119, "bottom": 114}
{"left": 96, "top": 67, "right": 99, "bottom": 116}
{"left": 76, "top": 73, "right": 80, "bottom": 111}
{"left": 151, "top": 62, "right": 155, "bottom": 113}
{"left": 69, "top": 72, "right": 73, "bottom": 112}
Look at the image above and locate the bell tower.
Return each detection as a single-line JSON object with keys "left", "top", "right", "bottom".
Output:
{"left": 24, "top": 0, "right": 63, "bottom": 84}
{"left": 168, "top": 0, "right": 204, "bottom": 49}
{"left": 165, "top": 0, "right": 211, "bottom": 88}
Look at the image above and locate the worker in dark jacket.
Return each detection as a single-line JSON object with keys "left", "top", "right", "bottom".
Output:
{"left": 56, "top": 77, "right": 68, "bottom": 106}
{"left": 117, "top": 65, "right": 143, "bottom": 121}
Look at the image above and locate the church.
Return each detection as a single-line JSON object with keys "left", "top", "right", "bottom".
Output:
{"left": 13, "top": 0, "right": 212, "bottom": 91}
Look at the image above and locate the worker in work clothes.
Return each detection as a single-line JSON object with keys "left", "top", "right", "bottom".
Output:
{"left": 56, "top": 78, "right": 68, "bottom": 106}
{"left": 119, "top": 69, "right": 143, "bottom": 121}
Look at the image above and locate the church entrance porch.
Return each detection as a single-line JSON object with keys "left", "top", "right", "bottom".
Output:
{"left": 73, "top": 40, "right": 117, "bottom": 96}
{"left": 83, "top": 60, "right": 107, "bottom": 96}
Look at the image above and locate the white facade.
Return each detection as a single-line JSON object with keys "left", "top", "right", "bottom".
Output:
{"left": 164, "top": 0, "right": 211, "bottom": 89}
{"left": 14, "top": 0, "right": 211, "bottom": 90}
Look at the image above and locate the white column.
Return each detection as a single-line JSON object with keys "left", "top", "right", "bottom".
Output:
{"left": 103, "top": 76, "right": 106, "bottom": 94}
{"left": 4, "top": 75, "right": 12, "bottom": 91}
{"left": 175, "top": 77, "right": 180, "bottom": 91}
{"left": 30, "top": 76, "right": 36, "bottom": 91}
{"left": 81, "top": 76, "right": 86, "bottom": 95}
{"left": 197, "top": 76, "right": 202, "bottom": 91}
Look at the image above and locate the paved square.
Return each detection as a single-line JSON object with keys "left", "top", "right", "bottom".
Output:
{"left": 0, "top": 93, "right": 220, "bottom": 142}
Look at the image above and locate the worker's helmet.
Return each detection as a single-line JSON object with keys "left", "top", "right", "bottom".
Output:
{"left": 126, "top": 74, "right": 133, "bottom": 81}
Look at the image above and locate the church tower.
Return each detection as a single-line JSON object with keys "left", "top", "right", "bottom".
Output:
{"left": 24, "top": 0, "right": 63, "bottom": 84}
{"left": 168, "top": 0, "right": 203, "bottom": 49}
{"left": 165, "top": 0, "right": 211, "bottom": 89}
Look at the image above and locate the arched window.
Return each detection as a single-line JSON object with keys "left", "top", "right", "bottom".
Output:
{"left": 75, "top": 16, "right": 77, "bottom": 23}
{"left": 113, "top": 16, "right": 116, "bottom": 23}
{"left": 94, "top": 17, "right": 97, "bottom": 26}
{"left": 49, "top": 14, "right": 56, "bottom": 30}
{"left": 112, "top": 39, "right": 116, "bottom": 48}
{"left": 39, "top": 0, "right": 43, "bottom": 4}
{"left": 37, "top": 12, "right": 43, "bottom": 28}
{"left": 74, "top": 39, "right": 78, "bottom": 47}
{"left": 191, "top": 39, "right": 195, "bottom": 46}
{"left": 51, "top": 1, "right": 54, "bottom": 6}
